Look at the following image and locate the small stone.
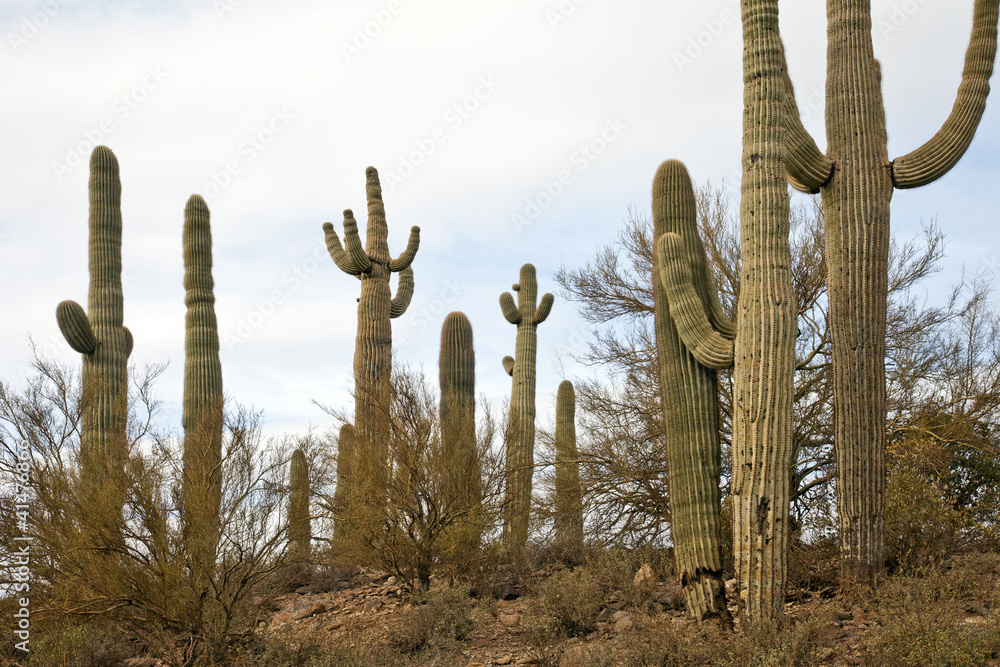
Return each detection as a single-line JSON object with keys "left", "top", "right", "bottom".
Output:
{"left": 613, "top": 614, "right": 634, "bottom": 633}
{"left": 364, "top": 599, "right": 383, "bottom": 612}
{"left": 495, "top": 657, "right": 513, "bottom": 665}
{"left": 500, "top": 612, "right": 521, "bottom": 627}
{"left": 633, "top": 563, "right": 656, "bottom": 588}
{"left": 611, "top": 610, "right": 630, "bottom": 622}
{"left": 386, "top": 576, "right": 398, "bottom": 586}
{"left": 516, "top": 657, "right": 541, "bottom": 665}
{"left": 295, "top": 584, "right": 323, "bottom": 595}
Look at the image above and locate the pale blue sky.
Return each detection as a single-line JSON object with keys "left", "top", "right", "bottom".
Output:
{"left": 2, "top": 0, "right": 997, "bottom": 439}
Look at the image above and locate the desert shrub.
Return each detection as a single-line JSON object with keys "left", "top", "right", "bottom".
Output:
{"left": 534, "top": 568, "right": 608, "bottom": 636}
{"left": 585, "top": 545, "right": 671, "bottom": 612}
{"left": 21, "top": 621, "right": 135, "bottom": 667}
{"left": 864, "top": 567, "right": 1000, "bottom": 667}
{"left": 393, "top": 586, "right": 476, "bottom": 654}
{"left": 786, "top": 537, "right": 839, "bottom": 594}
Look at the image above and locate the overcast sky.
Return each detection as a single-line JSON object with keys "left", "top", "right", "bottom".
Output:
{"left": 2, "top": 0, "right": 998, "bottom": 441}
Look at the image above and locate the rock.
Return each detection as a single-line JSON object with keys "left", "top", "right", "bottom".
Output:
{"left": 613, "top": 612, "right": 634, "bottom": 633}
{"left": 516, "top": 657, "right": 542, "bottom": 665}
{"left": 495, "top": 657, "right": 513, "bottom": 665}
{"left": 288, "top": 600, "right": 326, "bottom": 620}
{"left": 560, "top": 645, "right": 589, "bottom": 667}
{"left": 385, "top": 576, "right": 398, "bottom": 587}
{"left": 500, "top": 612, "right": 521, "bottom": 627}
{"left": 466, "top": 663, "right": 486, "bottom": 667}
{"left": 611, "top": 610, "right": 630, "bottom": 622}
{"left": 295, "top": 584, "right": 323, "bottom": 595}
{"left": 634, "top": 563, "right": 656, "bottom": 588}
{"left": 501, "top": 584, "right": 521, "bottom": 600}
{"left": 364, "top": 598, "right": 384, "bottom": 612}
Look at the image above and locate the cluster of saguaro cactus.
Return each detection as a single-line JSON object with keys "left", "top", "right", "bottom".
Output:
{"left": 56, "top": 146, "right": 133, "bottom": 531}
{"left": 439, "top": 312, "right": 481, "bottom": 547}
{"left": 288, "top": 448, "right": 311, "bottom": 561}
{"left": 651, "top": 159, "right": 733, "bottom": 625}
{"left": 323, "top": 167, "right": 419, "bottom": 503}
{"left": 499, "top": 264, "right": 553, "bottom": 552}
{"left": 553, "top": 380, "right": 583, "bottom": 552}
{"left": 180, "top": 194, "right": 225, "bottom": 622}
{"left": 781, "top": 0, "right": 998, "bottom": 584}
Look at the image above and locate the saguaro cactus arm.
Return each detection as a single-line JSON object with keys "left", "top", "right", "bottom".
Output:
{"left": 779, "top": 43, "right": 834, "bottom": 194}
{"left": 56, "top": 300, "right": 97, "bottom": 354}
{"left": 389, "top": 267, "right": 414, "bottom": 318}
{"left": 533, "top": 293, "right": 554, "bottom": 324}
{"left": 389, "top": 226, "right": 421, "bottom": 271}
{"left": 892, "top": 0, "right": 999, "bottom": 188}
{"left": 657, "top": 233, "right": 735, "bottom": 370}
{"left": 500, "top": 292, "right": 521, "bottom": 324}
{"left": 323, "top": 211, "right": 372, "bottom": 276}
{"left": 502, "top": 355, "right": 515, "bottom": 376}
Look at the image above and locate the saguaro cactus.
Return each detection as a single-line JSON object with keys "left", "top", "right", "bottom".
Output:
{"left": 323, "top": 167, "right": 419, "bottom": 499}
{"left": 333, "top": 423, "right": 356, "bottom": 542}
{"left": 500, "top": 264, "right": 554, "bottom": 552}
{"left": 181, "top": 194, "right": 224, "bottom": 586}
{"left": 288, "top": 449, "right": 311, "bottom": 561}
{"left": 651, "top": 160, "right": 734, "bottom": 625}
{"left": 439, "top": 312, "right": 480, "bottom": 546}
{"left": 731, "top": 0, "right": 796, "bottom": 620}
{"left": 553, "top": 380, "right": 583, "bottom": 552}
{"left": 781, "top": 0, "right": 998, "bottom": 583}
{"left": 56, "top": 145, "right": 132, "bottom": 498}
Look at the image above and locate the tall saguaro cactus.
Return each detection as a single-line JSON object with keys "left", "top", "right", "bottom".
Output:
{"left": 731, "top": 0, "right": 796, "bottom": 620}
{"left": 181, "top": 194, "right": 224, "bottom": 594}
{"left": 323, "top": 167, "right": 420, "bottom": 500}
{"left": 782, "top": 0, "right": 998, "bottom": 584}
{"left": 651, "top": 160, "right": 734, "bottom": 625}
{"left": 439, "top": 312, "right": 480, "bottom": 546}
{"left": 553, "top": 380, "right": 583, "bottom": 552}
{"left": 56, "top": 145, "right": 133, "bottom": 504}
{"left": 288, "top": 449, "right": 311, "bottom": 561}
{"left": 500, "top": 264, "right": 554, "bottom": 552}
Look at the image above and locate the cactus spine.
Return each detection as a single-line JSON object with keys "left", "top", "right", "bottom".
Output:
{"left": 181, "top": 195, "right": 224, "bottom": 578}
{"left": 553, "top": 380, "right": 583, "bottom": 552}
{"left": 730, "top": 0, "right": 795, "bottom": 620}
{"left": 439, "top": 312, "right": 480, "bottom": 547}
{"left": 500, "top": 264, "right": 554, "bottom": 552}
{"left": 288, "top": 449, "right": 311, "bottom": 561}
{"left": 56, "top": 145, "right": 132, "bottom": 509}
{"left": 782, "top": 0, "right": 998, "bottom": 584}
{"left": 651, "top": 160, "right": 733, "bottom": 625}
{"left": 323, "top": 167, "right": 419, "bottom": 502}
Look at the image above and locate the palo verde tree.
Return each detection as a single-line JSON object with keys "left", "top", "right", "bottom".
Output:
{"left": 781, "top": 0, "right": 999, "bottom": 584}
{"left": 323, "top": 166, "right": 420, "bottom": 502}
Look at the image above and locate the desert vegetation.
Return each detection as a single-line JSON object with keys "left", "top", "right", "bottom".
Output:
{"left": 2, "top": 1, "right": 999, "bottom": 665}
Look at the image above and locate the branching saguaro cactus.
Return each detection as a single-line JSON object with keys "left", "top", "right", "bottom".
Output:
{"left": 731, "top": 0, "right": 796, "bottom": 620}
{"left": 56, "top": 145, "right": 133, "bottom": 499}
{"left": 288, "top": 449, "right": 311, "bottom": 561}
{"left": 782, "top": 0, "right": 998, "bottom": 584}
{"left": 323, "top": 166, "right": 420, "bottom": 499}
{"left": 181, "top": 194, "right": 224, "bottom": 598}
{"left": 553, "top": 380, "right": 583, "bottom": 552}
{"left": 651, "top": 159, "right": 735, "bottom": 625}
{"left": 500, "top": 264, "right": 554, "bottom": 552}
{"left": 500, "top": 264, "right": 554, "bottom": 551}
{"left": 439, "top": 312, "right": 480, "bottom": 546}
